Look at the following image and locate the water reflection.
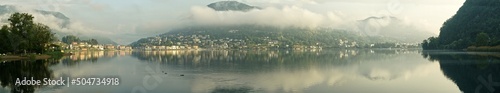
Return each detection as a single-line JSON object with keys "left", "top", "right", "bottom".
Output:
{"left": 0, "top": 49, "right": 466, "bottom": 93}
{"left": 422, "top": 51, "right": 500, "bottom": 93}
{"left": 60, "top": 51, "right": 131, "bottom": 66}
{"left": 0, "top": 51, "right": 128, "bottom": 93}
{"left": 0, "top": 59, "right": 58, "bottom": 93}
{"left": 131, "top": 49, "right": 420, "bottom": 70}
{"left": 132, "top": 49, "right": 452, "bottom": 93}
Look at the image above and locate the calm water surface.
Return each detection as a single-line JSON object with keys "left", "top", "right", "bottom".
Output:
{"left": 1, "top": 49, "right": 500, "bottom": 93}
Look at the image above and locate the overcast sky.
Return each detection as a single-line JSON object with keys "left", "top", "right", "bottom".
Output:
{"left": 2, "top": 0, "right": 465, "bottom": 45}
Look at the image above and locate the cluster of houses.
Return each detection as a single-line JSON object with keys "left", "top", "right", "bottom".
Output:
{"left": 64, "top": 42, "right": 132, "bottom": 51}
{"left": 338, "top": 39, "right": 358, "bottom": 48}
{"left": 136, "top": 45, "right": 199, "bottom": 51}
{"left": 133, "top": 33, "right": 423, "bottom": 50}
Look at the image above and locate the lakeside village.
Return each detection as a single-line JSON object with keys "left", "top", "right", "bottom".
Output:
{"left": 54, "top": 41, "right": 197, "bottom": 51}
{"left": 130, "top": 35, "right": 421, "bottom": 51}
{"left": 54, "top": 42, "right": 133, "bottom": 51}
{"left": 52, "top": 41, "right": 199, "bottom": 51}
{"left": 61, "top": 38, "right": 421, "bottom": 52}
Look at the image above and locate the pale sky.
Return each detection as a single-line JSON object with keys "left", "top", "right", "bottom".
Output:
{"left": 2, "top": 0, "right": 465, "bottom": 45}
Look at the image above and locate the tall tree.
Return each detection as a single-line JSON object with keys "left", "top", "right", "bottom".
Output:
{"left": 8, "top": 13, "right": 35, "bottom": 39}
{"left": 0, "top": 12, "right": 54, "bottom": 54}
{"left": 0, "top": 25, "right": 11, "bottom": 53}
{"left": 61, "top": 35, "right": 80, "bottom": 44}
{"left": 29, "top": 23, "right": 54, "bottom": 53}
{"left": 89, "top": 39, "right": 98, "bottom": 45}
{"left": 8, "top": 13, "right": 34, "bottom": 53}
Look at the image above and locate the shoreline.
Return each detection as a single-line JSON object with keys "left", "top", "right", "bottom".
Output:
{"left": 466, "top": 46, "right": 500, "bottom": 52}
{"left": 0, "top": 55, "right": 51, "bottom": 62}
{"left": 0, "top": 53, "right": 72, "bottom": 62}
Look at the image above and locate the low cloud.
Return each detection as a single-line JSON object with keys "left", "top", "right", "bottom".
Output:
{"left": 3, "top": 0, "right": 109, "bottom": 11}
{"left": 186, "top": 5, "right": 435, "bottom": 39}
{"left": 188, "top": 5, "right": 329, "bottom": 28}
{"left": 2, "top": 0, "right": 457, "bottom": 44}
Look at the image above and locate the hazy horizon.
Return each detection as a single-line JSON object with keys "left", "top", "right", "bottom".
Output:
{"left": 1, "top": 0, "right": 465, "bottom": 45}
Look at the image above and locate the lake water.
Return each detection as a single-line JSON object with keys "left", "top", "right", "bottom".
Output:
{"left": 1, "top": 49, "right": 499, "bottom": 93}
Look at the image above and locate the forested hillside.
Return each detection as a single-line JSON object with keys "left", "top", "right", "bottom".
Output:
{"left": 423, "top": 0, "right": 500, "bottom": 49}
{"left": 130, "top": 25, "right": 401, "bottom": 48}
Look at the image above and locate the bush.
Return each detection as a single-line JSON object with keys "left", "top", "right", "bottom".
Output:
{"left": 422, "top": 37, "right": 441, "bottom": 50}
{"left": 45, "top": 51, "right": 64, "bottom": 59}
{"left": 476, "top": 32, "right": 490, "bottom": 46}
{"left": 467, "top": 46, "right": 500, "bottom": 52}
{"left": 28, "top": 54, "right": 36, "bottom": 60}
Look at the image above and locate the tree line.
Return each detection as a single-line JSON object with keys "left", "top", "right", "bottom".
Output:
{"left": 61, "top": 35, "right": 99, "bottom": 45}
{"left": 421, "top": 32, "right": 496, "bottom": 50}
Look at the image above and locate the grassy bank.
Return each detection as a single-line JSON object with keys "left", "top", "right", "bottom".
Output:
{"left": 0, "top": 54, "right": 51, "bottom": 61}
{"left": 0, "top": 51, "right": 70, "bottom": 61}
{"left": 467, "top": 46, "right": 500, "bottom": 52}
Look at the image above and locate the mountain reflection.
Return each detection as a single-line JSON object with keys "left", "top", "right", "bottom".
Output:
{"left": 0, "top": 49, "right": 458, "bottom": 93}
{"left": 132, "top": 49, "right": 437, "bottom": 92}
{"left": 131, "top": 49, "right": 420, "bottom": 72}
{"left": 422, "top": 51, "right": 500, "bottom": 93}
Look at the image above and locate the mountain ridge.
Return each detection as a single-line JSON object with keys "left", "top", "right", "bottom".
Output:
{"left": 130, "top": 2, "right": 430, "bottom": 48}
{"left": 207, "top": 1, "right": 261, "bottom": 12}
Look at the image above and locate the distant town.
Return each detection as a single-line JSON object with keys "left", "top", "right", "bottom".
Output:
{"left": 53, "top": 41, "right": 132, "bottom": 51}
{"left": 130, "top": 34, "right": 421, "bottom": 51}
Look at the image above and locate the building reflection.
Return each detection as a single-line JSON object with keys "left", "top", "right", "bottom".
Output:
{"left": 60, "top": 51, "right": 131, "bottom": 66}
{"left": 132, "top": 49, "right": 419, "bottom": 65}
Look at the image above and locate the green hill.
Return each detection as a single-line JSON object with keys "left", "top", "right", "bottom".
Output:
{"left": 424, "top": 0, "right": 500, "bottom": 49}
{"left": 129, "top": 25, "right": 401, "bottom": 48}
